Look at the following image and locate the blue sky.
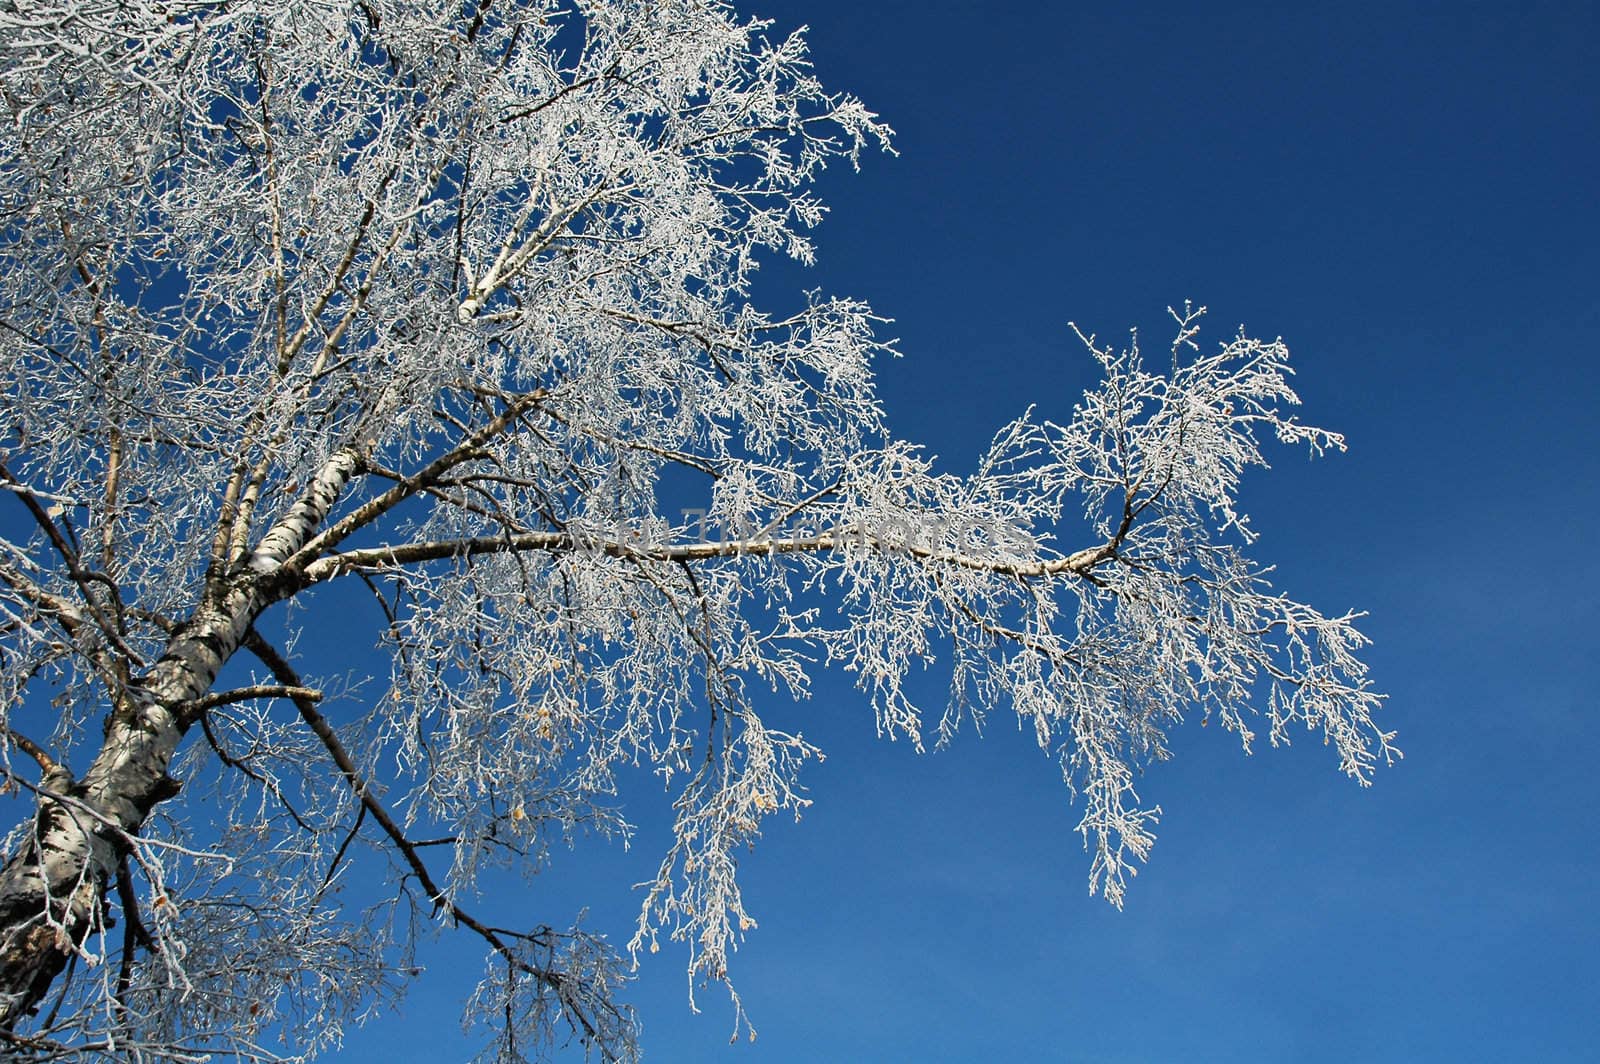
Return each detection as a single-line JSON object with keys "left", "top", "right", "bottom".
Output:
{"left": 349, "top": 2, "right": 1600, "bottom": 1060}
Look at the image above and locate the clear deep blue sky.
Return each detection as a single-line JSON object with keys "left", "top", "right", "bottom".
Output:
{"left": 213, "top": 1, "right": 1600, "bottom": 1059}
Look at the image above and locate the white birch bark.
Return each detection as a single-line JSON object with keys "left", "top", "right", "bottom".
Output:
{"left": 0, "top": 456, "right": 349, "bottom": 1028}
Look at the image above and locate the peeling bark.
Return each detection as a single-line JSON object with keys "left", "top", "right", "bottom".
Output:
{"left": 0, "top": 574, "right": 274, "bottom": 1030}
{"left": 0, "top": 436, "right": 358, "bottom": 1029}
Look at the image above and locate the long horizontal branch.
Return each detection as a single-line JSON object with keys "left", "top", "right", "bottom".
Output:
{"left": 299, "top": 526, "right": 1119, "bottom": 585}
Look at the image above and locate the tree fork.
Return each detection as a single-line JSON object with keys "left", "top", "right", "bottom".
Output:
{"left": 0, "top": 572, "right": 272, "bottom": 1030}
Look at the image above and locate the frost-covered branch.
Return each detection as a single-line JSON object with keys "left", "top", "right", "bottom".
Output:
{"left": 0, "top": 1, "right": 1386, "bottom": 1058}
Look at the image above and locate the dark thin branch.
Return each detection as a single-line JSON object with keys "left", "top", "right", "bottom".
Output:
{"left": 239, "top": 628, "right": 622, "bottom": 1060}
{"left": 310, "top": 804, "right": 367, "bottom": 912}
{"left": 196, "top": 711, "right": 315, "bottom": 834}
{"left": 113, "top": 853, "right": 156, "bottom": 1027}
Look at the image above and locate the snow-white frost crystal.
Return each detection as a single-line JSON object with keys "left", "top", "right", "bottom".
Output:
{"left": 0, "top": 1, "right": 1393, "bottom": 1059}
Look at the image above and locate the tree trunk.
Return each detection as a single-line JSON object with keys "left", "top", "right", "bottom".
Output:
{"left": 0, "top": 575, "right": 267, "bottom": 1030}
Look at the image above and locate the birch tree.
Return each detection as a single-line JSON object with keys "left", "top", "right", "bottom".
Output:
{"left": 0, "top": 0, "right": 1395, "bottom": 1059}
